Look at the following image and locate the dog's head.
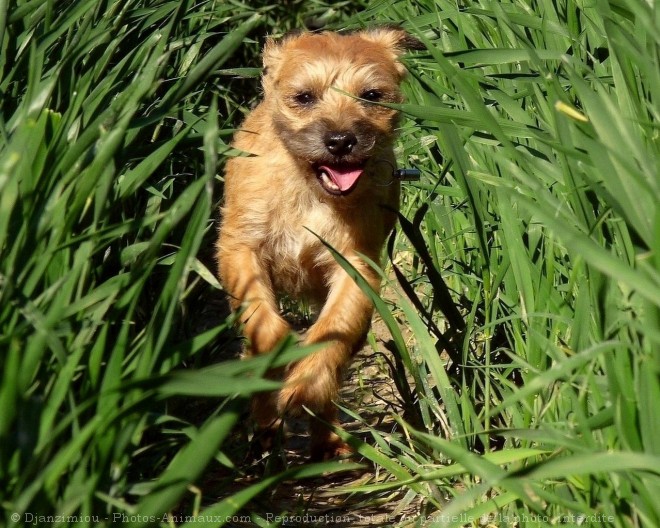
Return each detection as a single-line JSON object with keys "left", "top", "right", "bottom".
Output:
{"left": 261, "top": 27, "right": 424, "bottom": 196}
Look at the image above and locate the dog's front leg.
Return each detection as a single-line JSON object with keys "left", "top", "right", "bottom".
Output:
{"left": 278, "top": 260, "right": 380, "bottom": 459}
{"left": 218, "top": 243, "right": 291, "bottom": 445}
{"left": 219, "top": 244, "right": 290, "bottom": 354}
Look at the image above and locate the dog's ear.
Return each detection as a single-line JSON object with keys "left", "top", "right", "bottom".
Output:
{"left": 358, "top": 26, "right": 426, "bottom": 55}
{"left": 261, "top": 35, "right": 288, "bottom": 95}
{"left": 261, "top": 31, "right": 305, "bottom": 95}
{"left": 262, "top": 36, "right": 284, "bottom": 74}
{"left": 262, "top": 30, "right": 305, "bottom": 73}
{"left": 356, "top": 26, "right": 425, "bottom": 79}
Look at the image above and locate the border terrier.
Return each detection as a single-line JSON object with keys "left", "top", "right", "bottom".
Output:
{"left": 217, "top": 27, "right": 422, "bottom": 460}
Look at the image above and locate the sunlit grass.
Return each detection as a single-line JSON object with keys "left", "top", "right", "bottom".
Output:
{"left": 339, "top": 1, "right": 660, "bottom": 526}
{"left": 1, "top": 0, "right": 658, "bottom": 526}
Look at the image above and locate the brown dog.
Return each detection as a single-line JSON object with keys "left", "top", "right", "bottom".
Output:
{"left": 217, "top": 27, "right": 421, "bottom": 460}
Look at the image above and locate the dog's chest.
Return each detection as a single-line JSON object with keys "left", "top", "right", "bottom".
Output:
{"left": 261, "top": 202, "right": 350, "bottom": 297}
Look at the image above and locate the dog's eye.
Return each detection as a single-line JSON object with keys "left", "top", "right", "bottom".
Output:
{"left": 293, "top": 91, "right": 316, "bottom": 106}
{"left": 360, "top": 89, "right": 383, "bottom": 102}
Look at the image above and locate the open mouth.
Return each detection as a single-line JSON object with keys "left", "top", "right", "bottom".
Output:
{"left": 314, "top": 163, "right": 366, "bottom": 195}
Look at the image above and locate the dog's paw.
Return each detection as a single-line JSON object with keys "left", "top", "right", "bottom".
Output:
{"left": 277, "top": 359, "right": 337, "bottom": 415}
{"left": 310, "top": 435, "right": 353, "bottom": 462}
{"left": 247, "top": 315, "right": 292, "bottom": 356}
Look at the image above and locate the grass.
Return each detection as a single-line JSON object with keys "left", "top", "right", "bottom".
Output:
{"left": 1, "top": 0, "right": 658, "bottom": 527}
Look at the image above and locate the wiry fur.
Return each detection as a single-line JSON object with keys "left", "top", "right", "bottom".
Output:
{"left": 216, "top": 28, "right": 420, "bottom": 460}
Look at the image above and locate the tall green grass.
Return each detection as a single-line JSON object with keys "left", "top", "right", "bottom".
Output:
{"left": 334, "top": 0, "right": 659, "bottom": 526}
{"left": 2, "top": 0, "right": 658, "bottom": 527}
{"left": 1, "top": 1, "right": 361, "bottom": 526}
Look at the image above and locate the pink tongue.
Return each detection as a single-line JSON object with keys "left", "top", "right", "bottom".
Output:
{"left": 319, "top": 165, "right": 364, "bottom": 192}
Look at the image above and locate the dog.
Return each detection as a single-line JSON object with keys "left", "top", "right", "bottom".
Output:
{"left": 216, "top": 27, "right": 422, "bottom": 460}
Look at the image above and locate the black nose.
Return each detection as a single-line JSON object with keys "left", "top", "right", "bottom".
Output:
{"left": 324, "top": 131, "right": 357, "bottom": 156}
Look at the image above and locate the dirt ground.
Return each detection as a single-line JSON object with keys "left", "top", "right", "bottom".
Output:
{"left": 199, "top": 307, "right": 427, "bottom": 527}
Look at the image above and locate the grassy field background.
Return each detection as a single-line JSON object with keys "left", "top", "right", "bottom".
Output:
{"left": 1, "top": 0, "right": 658, "bottom": 526}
